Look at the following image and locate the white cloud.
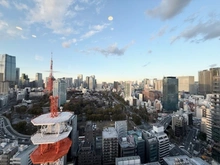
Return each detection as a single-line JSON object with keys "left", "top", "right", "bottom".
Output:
{"left": 13, "top": 2, "right": 28, "bottom": 10}
{"left": 91, "top": 41, "right": 134, "bottom": 56}
{"left": 60, "top": 37, "right": 66, "bottom": 40}
{"left": 16, "top": 26, "right": 23, "bottom": 30}
{"left": 92, "top": 24, "right": 108, "bottom": 31}
{"left": 27, "top": 0, "right": 76, "bottom": 35}
{"left": 0, "top": 0, "right": 9, "bottom": 8}
{"left": 81, "top": 30, "right": 98, "bottom": 39}
{"left": 146, "top": 0, "right": 192, "bottom": 20}
{"left": 81, "top": 23, "right": 109, "bottom": 40}
{"left": 74, "top": 4, "right": 84, "bottom": 11}
{"left": 170, "top": 19, "right": 220, "bottom": 44}
{"left": 35, "top": 55, "right": 44, "bottom": 61}
{"left": 150, "top": 26, "right": 168, "bottom": 40}
{"left": 0, "top": 20, "right": 8, "bottom": 30}
{"left": 0, "top": 12, "right": 3, "bottom": 17}
{"left": 62, "top": 38, "right": 77, "bottom": 48}
{"left": 32, "top": 35, "right": 37, "bottom": 38}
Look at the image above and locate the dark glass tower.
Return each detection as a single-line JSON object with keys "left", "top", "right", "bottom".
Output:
{"left": 211, "top": 68, "right": 220, "bottom": 163}
{"left": 162, "top": 77, "right": 178, "bottom": 113}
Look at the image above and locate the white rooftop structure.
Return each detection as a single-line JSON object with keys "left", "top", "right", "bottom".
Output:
{"left": 102, "top": 127, "right": 118, "bottom": 139}
{"left": 31, "top": 111, "right": 74, "bottom": 145}
{"left": 31, "top": 112, "right": 73, "bottom": 125}
{"left": 31, "top": 126, "right": 72, "bottom": 144}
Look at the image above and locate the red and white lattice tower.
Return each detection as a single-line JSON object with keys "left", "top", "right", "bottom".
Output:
{"left": 45, "top": 53, "right": 54, "bottom": 94}
{"left": 30, "top": 96, "right": 73, "bottom": 165}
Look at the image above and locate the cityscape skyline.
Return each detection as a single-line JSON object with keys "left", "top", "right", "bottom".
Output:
{"left": 1, "top": 0, "right": 220, "bottom": 82}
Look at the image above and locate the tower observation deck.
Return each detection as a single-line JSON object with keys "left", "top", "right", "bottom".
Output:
{"left": 30, "top": 96, "right": 73, "bottom": 165}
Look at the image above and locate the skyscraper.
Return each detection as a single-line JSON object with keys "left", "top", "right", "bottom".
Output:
{"left": 124, "top": 81, "right": 132, "bottom": 99}
{"left": 162, "top": 77, "right": 178, "bottom": 113}
{"left": 53, "top": 78, "right": 67, "bottom": 107}
{"left": 16, "top": 68, "right": 20, "bottom": 86}
{"left": 0, "top": 54, "right": 16, "bottom": 85}
{"left": 198, "top": 70, "right": 211, "bottom": 95}
{"left": 89, "top": 76, "right": 95, "bottom": 90}
{"left": 178, "top": 76, "right": 195, "bottom": 94}
{"left": 86, "top": 76, "right": 90, "bottom": 89}
{"left": 77, "top": 74, "right": 83, "bottom": 87}
{"left": 35, "top": 73, "right": 43, "bottom": 88}
{"left": 64, "top": 77, "right": 73, "bottom": 88}
{"left": 211, "top": 69, "right": 220, "bottom": 163}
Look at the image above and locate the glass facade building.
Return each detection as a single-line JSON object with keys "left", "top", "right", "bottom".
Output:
{"left": 0, "top": 54, "right": 16, "bottom": 83}
{"left": 162, "top": 77, "right": 178, "bottom": 113}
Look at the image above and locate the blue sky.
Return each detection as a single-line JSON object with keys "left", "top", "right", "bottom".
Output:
{"left": 1, "top": 0, "right": 220, "bottom": 83}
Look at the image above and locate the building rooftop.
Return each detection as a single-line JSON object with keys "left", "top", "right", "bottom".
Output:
{"left": 12, "top": 145, "right": 36, "bottom": 159}
{"left": 102, "top": 127, "right": 118, "bottom": 139}
{"left": 116, "top": 156, "right": 141, "bottom": 165}
{"left": 163, "top": 155, "right": 209, "bottom": 165}
{"left": 119, "top": 135, "right": 136, "bottom": 148}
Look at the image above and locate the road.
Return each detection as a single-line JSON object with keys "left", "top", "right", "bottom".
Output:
{"left": 0, "top": 116, "right": 31, "bottom": 144}
{"left": 110, "top": 92, "right": 152, "bottom": 131}
{"left": 184, "top": 128, "right": 197, "bottom": 152}
{"left": 159, "top": 115, "right": 172, "bottom": 130}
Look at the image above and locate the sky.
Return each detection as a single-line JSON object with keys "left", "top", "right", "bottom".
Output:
{"left": 1, "top": 0, "right": 220, "bottom": 83}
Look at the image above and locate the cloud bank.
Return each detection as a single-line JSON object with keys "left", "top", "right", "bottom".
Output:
{"left": 146, "top": 0, "right": 192, "bottom": 20}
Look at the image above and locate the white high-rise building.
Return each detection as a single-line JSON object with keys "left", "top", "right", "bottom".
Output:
{"left": 152, "top": 125, "right": 169, "bottom": 164}
{"left": 89, "top": 76, "right": 95, "bottom": 90}
{"left": 77, "top": 74, "right": 83, "bottom": 87}
{"left": 35, "top": 73, "right": 43, "bottom": 88}
{"left": 53, "top": 78, "right": 67, "bottom": 107}
{"left": 124, "top": 81, "right": 132, "bottom": 99}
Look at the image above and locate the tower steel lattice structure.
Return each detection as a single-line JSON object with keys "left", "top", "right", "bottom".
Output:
{"left": 45, "top": 53, "right": 55, "bottom": 94}
{"left": 30, "top": 96, "right": 73, "bottom": 165}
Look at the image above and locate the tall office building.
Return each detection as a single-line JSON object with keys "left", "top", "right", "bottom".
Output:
{"left": 0, "top": 54, "right": 16, "bottom": 86}
{"left": 113, "top": 81, "right": 119, "bottom": 91}
{"left": 210, "top": 67, "right": 220, "bottom": 92}
{"left": 16, "top": 68, "right": 20, "bottom": 86}
{"left": 152, "top": 125, "right": 169, "bottom": 164}
{"left": 178, "top": 76, "right": 195, "bottom": 94}
{"left": 89, "top": 76, "right": 95, "bottom": 90}
{"left": 124, "top": 81, "right": 132, "bottom": 99}
{"left": 20, "top": 73, "right": 29, "bottom": 88}
{"left": 142, "top": 130, "right": 158, "bottom": 163}
{"left": 153, "top": 79, "right": 163, "bottom": 91}
{"left": 64, "top": 77, "right": 72, "bottom": 88}
{"left": 198, "top": 70, "right": 211, "bottom": 95}
{"left": 86, "top": 76, "right": 90, "bottom": 89}
{"left": 211, "top": 71, "right": 220, "bottom": 163}
{"left": 128, "top": 130, "right": 145, "bottom": 163}
{"left": 53, "top": 78, "right": 67, "bottom": 107}
{"left": 102, "top": 127, "right": 118, "bottom": 165}
{"left": 0, "top": 81, "right": 9, "bottom": 94}
{"left": 35, "top": 73, "right": 43, "bottom": 88}
{"left": 172, "top": 115, "right": 187, "bottom": 137}
{"left": 162, "top": 77, "right": 178, "bottom": 113}
{"left": 77, "top": 74, "right": 83, "bottom": 87}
